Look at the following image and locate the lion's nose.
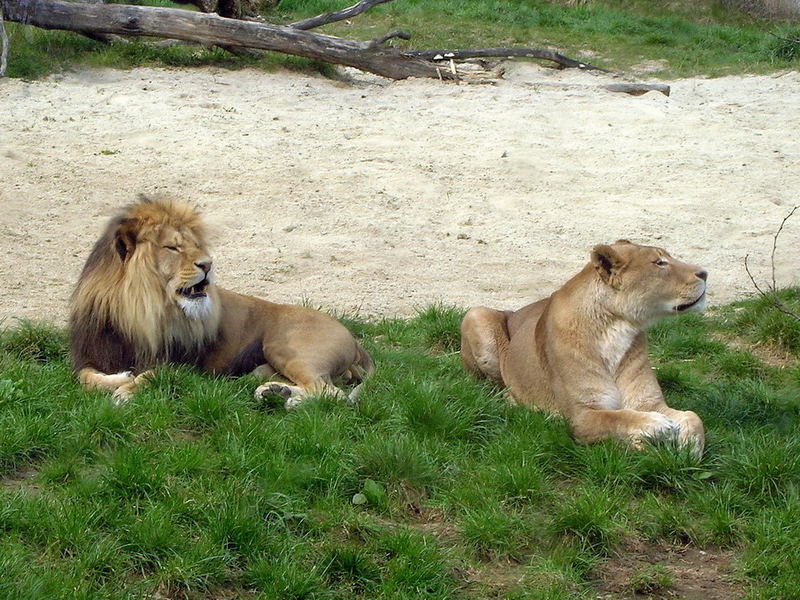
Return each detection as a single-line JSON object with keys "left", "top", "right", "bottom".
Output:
{"left": 696, "top": 270, "right": 708, "bottom": 281}
{"left": 195, "top": 260, "right": 212, "bottom": 274}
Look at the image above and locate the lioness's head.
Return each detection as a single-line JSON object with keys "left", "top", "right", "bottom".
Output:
{"left": 591, "top": 240, "right": 708, "bottom": 326}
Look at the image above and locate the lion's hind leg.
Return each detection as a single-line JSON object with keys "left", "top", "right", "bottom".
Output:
{"left": 254, "top": 376, "right": 345, "bottom": 410}
{"left": 460, "top": 306, "right": 509, "bottom": 385}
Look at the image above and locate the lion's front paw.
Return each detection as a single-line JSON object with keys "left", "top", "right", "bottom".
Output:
{"left": 106, "top": 371, "right": 135, "bottom": 387}
{"left": 112, "top": 385, "right": 134, "bottom": 406}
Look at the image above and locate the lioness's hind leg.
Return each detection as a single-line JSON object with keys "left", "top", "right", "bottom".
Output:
{"left": 460, "top": 307, "right": 509, "bottom": 384}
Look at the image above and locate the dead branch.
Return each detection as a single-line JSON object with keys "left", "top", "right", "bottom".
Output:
{"left": 290, "top": 0, "right": 393, "bottom": 31}
{"left": 3, "top": 0, "right": 456, "bottom": 80}
{"left": 744, "top": 206, "right": 800, "bottom": 321}
{"left": 369, "top": 29, "right": 410, "bottom": 48}
{"left": 407, "top": 47, "right": 609, "bottom": 72}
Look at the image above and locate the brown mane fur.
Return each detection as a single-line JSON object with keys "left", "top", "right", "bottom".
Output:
{"left": 70, "top": 198, "right": 220, "bottom": 374}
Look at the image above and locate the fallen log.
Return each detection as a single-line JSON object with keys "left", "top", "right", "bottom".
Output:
{"left": 4, "top": 0, "right": 454, "bottom": 79}
{"left": 3, "top": 0, "right": 607, "bottom": 80}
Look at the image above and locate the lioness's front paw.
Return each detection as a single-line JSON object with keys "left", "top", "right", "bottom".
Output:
{"left": 632, "top": 412, "right": 682, "bottom": 449}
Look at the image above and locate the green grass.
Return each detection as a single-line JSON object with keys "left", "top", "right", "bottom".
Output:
{"left": 2, "top": 294, "right": 800, "bottom": 597}
{"left": 4, "top": 0, "right": 800, "bottom": 79}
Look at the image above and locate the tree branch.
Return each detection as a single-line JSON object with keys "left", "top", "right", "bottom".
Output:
{"left": 3, "top": 0, "right": 455, "bottom": 80}
{"left": 406, "top": 47, "right": 610, "bottom": 72}
{"left": 290, "top": 0, "right": 394, "bottom": 31}
{"left": 369, "top": 29, "right": 409, "bottom": 48}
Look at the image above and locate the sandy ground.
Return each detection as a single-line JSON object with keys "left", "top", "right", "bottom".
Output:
{"left": 1, "top": 63, "right": 799, "bottom": 325}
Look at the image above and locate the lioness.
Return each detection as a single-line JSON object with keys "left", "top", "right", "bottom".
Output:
{"left": 461, "top": 240, "right": 706, "bottom": 451}
{"left": 70, "top": 197, "right": 373, "bottom": 405}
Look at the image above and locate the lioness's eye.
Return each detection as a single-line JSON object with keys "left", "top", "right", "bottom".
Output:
{"left": 164, "top": 245, "right": 179, "bottom": 252}
{"left": 654, "top": 258, "right": 668, "bottom": 267}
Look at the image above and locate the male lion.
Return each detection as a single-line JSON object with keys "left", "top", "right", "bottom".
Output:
{"left": 461, "top": 240, "right": 707, "bottom": 451}
{"left": 69, "top": 197, "right": 373, "bottom": 405}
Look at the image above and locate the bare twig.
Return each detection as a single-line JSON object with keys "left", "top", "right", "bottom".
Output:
{"left": 768, "top": 30, "right": 800, "bottom": 45}
{"left": 406, "top": 47, "right": 610, "bottom": 72}
{"left": 0, "top": 0, "right": 9, "bottom": 77}
{"left": 368, "top": 29, "right": 410, "bottom": 48}
{"left": 290, "top": 0, "right": 393, "bottom": 31}
{"left": 744, "top": 206, "right": 800, "bottom": 321}
{"left": 770, "top": 205, "right": 798, "bottom": 291}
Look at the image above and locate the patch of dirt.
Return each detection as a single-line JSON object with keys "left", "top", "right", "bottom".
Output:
{"left": 406, "top": 506, "right": 460, "bottom": 542}
{"left": 458, "top": 559, "right": 532, "bottom": 598}
{"left": 1, "top": 66, "right": 800, "bottom": 323}
{"left": 712, "top": 332, "right": 797, "bottom": 368}
{"left": 593, "top": 539, "right": 744, "bottom": 600}
{"left": 0, "top": 466, "right": 41, "bottom": 493}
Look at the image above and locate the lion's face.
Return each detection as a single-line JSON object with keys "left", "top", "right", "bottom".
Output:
{"left": 155, "top": 225, "right": 214, "bottom": 319}
{"left": 592, "top": 240, "right": 708, "bottom": 326}
{"left": 114, "top": 201, "right": 217, "bottom": 321}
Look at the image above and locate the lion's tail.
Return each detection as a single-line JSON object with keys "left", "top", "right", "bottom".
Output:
{"left": 347, "top": 344, "right": 374, "bottom": 404}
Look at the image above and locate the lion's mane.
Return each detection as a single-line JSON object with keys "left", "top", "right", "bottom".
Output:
{"left": 69, "top": 198, "right": 221, "bottom": 375}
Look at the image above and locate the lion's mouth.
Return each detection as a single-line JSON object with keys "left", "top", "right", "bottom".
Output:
{"left": 675, "top": 291, "right": 705, "bottom": 312}
{"left": 177, "top": 277, "right": 209, "bottom": 300}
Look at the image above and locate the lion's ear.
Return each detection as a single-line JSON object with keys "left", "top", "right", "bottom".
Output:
{"left": 591, "top": 244, "right": 625, "bottom": 285}
{"left": 114, "top": 218, "right": 139, "bottom": 261}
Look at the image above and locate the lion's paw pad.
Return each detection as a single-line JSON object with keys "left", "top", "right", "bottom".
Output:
{"left": 255, "top": 383, "right": 293, "bottom": 401}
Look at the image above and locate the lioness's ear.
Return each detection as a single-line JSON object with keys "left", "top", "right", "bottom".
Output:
{"left": 591, "top": 244, "right": 624, "bottom": 285}
{"left": 114, "top": 218, "right": 139, "bottom": 261}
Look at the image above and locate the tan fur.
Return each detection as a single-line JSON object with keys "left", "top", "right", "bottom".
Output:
{"left": 461, "top": 240, "right": 707, "bottom": 452}
{"left": 69, "top": 197, "right": 373, "bottom": 406}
